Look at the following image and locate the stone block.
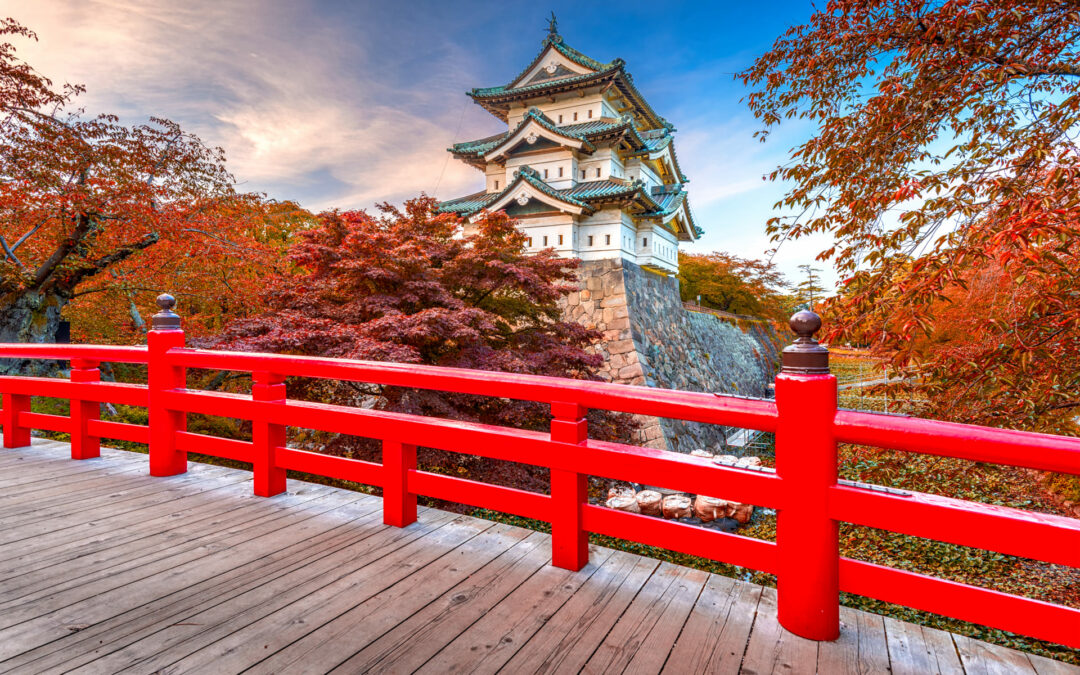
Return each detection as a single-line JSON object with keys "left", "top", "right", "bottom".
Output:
{"left": 565, "top": 292, "right": 579, "bottom": 306}
{"left": 619, "top": 364, "right": 643, "bottom": 379}
{"left": 608, "top": 339, "right": 635, "bottom": 355}
{"left": 600, "top": 295, "right": 626, "bottom": 308}
{"left": 580, "top": 289, "right": 591, "bottom": 301}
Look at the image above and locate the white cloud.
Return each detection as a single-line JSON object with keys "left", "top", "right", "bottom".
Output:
{"left": 0, "top": 0, "right": 485, "bottom": 210}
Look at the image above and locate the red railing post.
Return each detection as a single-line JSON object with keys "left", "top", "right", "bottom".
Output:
{"left": 1, "top": 392, "right": 31, "bottom": 448}
{"left": 550, "top": 401, "right": 588, "bottom": 571}
{"left": 775, "top": 310, "right": 839, "bottom": 640}
{"left": 147, "top": 294, "right": 187, "bottom": 477}
{"left": 383, "top": 440, "right": 418, "bottom": 526}
{"left": 252, "top": 371, "right": 287, "bottom": 497}
{"left": 69, "top": 358, "right": 101, "bottom": 459}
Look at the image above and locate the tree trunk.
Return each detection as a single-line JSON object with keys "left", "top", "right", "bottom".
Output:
{"left": 0, "top": 287, "right": 67, "bottom": 375}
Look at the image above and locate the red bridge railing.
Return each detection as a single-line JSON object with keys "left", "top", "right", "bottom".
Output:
{"left": 0, "top": 296, "right": 1077, "bottom": 648}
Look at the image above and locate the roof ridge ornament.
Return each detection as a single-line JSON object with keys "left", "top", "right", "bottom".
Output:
{"left": 544, "top": 11, "right": 561, "bottom": 41}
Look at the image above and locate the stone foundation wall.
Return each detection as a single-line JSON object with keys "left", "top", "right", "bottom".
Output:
{"left": 562, "top": 259, "right": 780, "bottom": 453}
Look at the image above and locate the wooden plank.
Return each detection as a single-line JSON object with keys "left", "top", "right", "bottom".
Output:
{"left": 0, "top": 483, "right": 362, "bottom": 659}
{"left": 249, "top": 528, "right": 552, "bottom": 674}
{"left": 581, "top": 561, "right": 708, "bottom": 673}
{"left": 402, "top": 546, "right": 618, "bottom": 675}
{"left": 0, "top": 465, "right": 242, "bottom": 548}
{"left": 0, "top": 474, "right": 285, "bottom": 598}
{"left": 0, "top": 470, "right": 255, "bottom": 571}
{"left": 499, "top": 550, "right": 660, "bottom": 674}
{"left": 3, "top": 496, "right": 392, "bottom": 673}
{"left": 740, "top": 587, "right": 820, "bottom": 675}
{"left": 1027, "top": 652, "right": 1080, "bottom": 675}
{"left": 662, "top": 574, "right": 763, "bottom": 675}
{"left": 0, "top": 473, "right": 309, "bottom": 602}
{"left": 0, "top": 462, "right": 222, "bottom": 521}
{"left": 953, "top": 632, "right": 1038, "bottom": 674}
{"left": 883, "top": 616, "right": 964, "bottom": 675}
{"left": 112, "top": 514, "right": 495, "bottom": 674}
{"left": 817, "top": 607, "right": 861, "bottom": 674}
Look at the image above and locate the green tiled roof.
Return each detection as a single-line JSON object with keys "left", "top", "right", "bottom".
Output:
{"left": 437, "top": 176, "right": 699, "bottom": 240}
{"left": 467, "top": 33, "right": 672, "bottom": 132}
{"left": 451, "top": 110, "right": 647, "bottom": 159}
{"left": 501, "top": 34, "right": 616, "bottom": 92}
{"left": 436, "top": 190, "right": 499, "bottom": 214}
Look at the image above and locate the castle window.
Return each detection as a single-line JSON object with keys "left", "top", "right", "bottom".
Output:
{"left": 596, "top": 168, "right": 601, "bottom": 178}
{"left": 527, "top": 237, "right": 533, "bottom": 247}
{"left": 643, "top": 237, "right": 648, "bottom": 247}
{"left": 558, "top": 114, "right": 563, "bottom": 123}
{"left": 588, "top": 109, "right": 593, "bottom": 119}
{"left": 581, "top": 169, "right": 586, "bottom": 179}
{"left": 544, "top": 169, "right": 549, "bottom": 179}
{"left": 494, "top": 180, "right": 499, "bottom": 190}
{"left": 543, "top": 236, "right": 548, "bottom": 246}
{"left": 558, "top": 166, "right": 563, "bottom": 177}
{"left": 588, "top": 235, "right": 594, "bottom": 246}
{"left": 558, "top": 234, "right": 564, "bottom": 245}
{"left": 605, "top": 234, "right": 611, "bottom": 245}
{"left": 573, "top": 112, "right": 578, "bottom": 121}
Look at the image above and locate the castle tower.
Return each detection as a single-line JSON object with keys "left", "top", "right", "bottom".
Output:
{"left": 437, "top": 18, "right": 699, "bottom": 274}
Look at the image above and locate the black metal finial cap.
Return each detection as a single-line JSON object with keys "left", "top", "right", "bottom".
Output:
{"left": 151, "top": 293, "right": 182, "bottom": 331}
{"left": 781, "top": 310, "right": 829, "bottom": 374}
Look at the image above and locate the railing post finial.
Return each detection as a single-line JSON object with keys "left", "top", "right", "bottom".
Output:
{"left": 781, "top": 310, "right": 829, "bottom": 374}
{"left": 152, "top": 293, "right": 181, "bottom": 331}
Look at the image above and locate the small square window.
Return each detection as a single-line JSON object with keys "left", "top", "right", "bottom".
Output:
{"left": 558, "top": 234, "right": 564, "bottom": 245}
{"left": 588, "top": 235, "right": 594, "bottom": 246}
{"left": 573, "top": 112, "right": 578, "bottom": 121}
{"left": 605, "top": 234, "right": 611, "bottom": 245}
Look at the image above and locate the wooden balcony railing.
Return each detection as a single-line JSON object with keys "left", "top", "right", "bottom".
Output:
{"left": 0, "top": 295, "right": 1077, "bottom": 647}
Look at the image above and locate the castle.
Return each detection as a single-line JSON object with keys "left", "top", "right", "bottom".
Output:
{"left": 438, "top": 20, "right": 776, "bottom": 453}
{"left": 437, "top": 18, "right": 698, "bottom": 276}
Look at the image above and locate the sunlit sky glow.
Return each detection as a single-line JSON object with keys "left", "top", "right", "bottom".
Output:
{"left": 2, "top": 0, "right": 838, "bottom": 287}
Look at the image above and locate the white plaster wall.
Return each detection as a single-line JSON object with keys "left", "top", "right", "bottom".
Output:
{"left": 625, "top": 158, "right": 662, "bottom": 189}
{"left": 519, "top": 214, "right": 578, "bottom": 257}
{"left": 504, "top": 150, "right": 577, "bottom": 190}
{"left": 485, "top": 163, "right": 505, "bottom": 193}
{"left": 633, "top": 221, "right": 679, "bottom": 273}
{"left": 576, "top": 208, "right": 624, "bottom": 261}
{"left": 577, "top": 146, "right": 625, "bottom": 182}
{"left": 508, "top": 92, "right": 607, "bottom": 128}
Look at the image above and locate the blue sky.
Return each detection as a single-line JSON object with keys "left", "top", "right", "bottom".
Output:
{"left": 2, "top": 0, "right": 834, "bottom": 287}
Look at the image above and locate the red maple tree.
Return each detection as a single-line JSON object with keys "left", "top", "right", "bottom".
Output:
{"left": 209, "top": 198, "right": 632, "bottom": 487}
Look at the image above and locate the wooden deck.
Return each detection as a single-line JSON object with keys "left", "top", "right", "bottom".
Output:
{"left": 0, "top": 438, "right": 1076, "bottom": 675}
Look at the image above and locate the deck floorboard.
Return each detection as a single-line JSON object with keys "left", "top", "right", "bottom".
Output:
{"left": 0, "top": 438, "right": 1076, "bottom": 675}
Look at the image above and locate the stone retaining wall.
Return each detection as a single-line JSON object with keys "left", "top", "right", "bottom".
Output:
{"left": 562, "top": 259, "right": 780, "bottom": 453}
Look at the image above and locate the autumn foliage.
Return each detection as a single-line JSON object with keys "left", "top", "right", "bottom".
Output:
{"left": 0, "top": 18, "right": 288, "bottom": 367}
{"left": 676, "top": 251, "right": 791, "bottom": 320}
{"left": 743, "top": 1, "right": 1080, "bottom": 431}
{"left": 211, "top": 198, "right": 625, "bottom": 432}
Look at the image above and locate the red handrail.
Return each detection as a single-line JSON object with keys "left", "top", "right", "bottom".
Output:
{"left": 0, "top": 304, "right": 1077, "bottom": 650}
